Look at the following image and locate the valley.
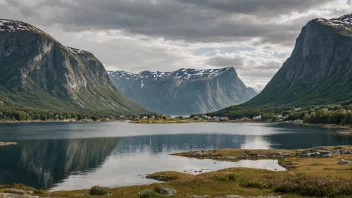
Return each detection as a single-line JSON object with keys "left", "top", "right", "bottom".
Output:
{"left": 1, "top": 4, "right": 352, "bottom": 198}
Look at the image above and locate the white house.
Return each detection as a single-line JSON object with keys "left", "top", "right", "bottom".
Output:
{"left": 253, "top": 115, "right": 262, "bottom": 120}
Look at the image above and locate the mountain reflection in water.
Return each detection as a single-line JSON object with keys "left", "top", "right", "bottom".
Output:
{"left": 0, "top": 122, "right": 351, "bottom": 190}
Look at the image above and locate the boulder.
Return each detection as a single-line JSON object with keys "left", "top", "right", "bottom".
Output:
{"left": 158, "top": 188, "right": 177, "bottom": 195}
{"left": 338, "top": 159, "right": 350, "bottom": 165}
{"left": 138, "top": 190, "right": 155, "bottom": 198}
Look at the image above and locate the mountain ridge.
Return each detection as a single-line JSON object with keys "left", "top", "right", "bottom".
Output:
{"left": 108, "top": 67, "right": 257, "bottom": 115}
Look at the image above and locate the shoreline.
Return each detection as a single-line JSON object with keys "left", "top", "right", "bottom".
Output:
{"left": 1, "top": 146, "right": 351, "bottom": 198}
{"left": 0, "top": 142, "right": 17, "bottom": 146}
{"left": 301, "top": 123, "right": 352, "bottom": 135}
{"left": 0, "top": 119, "right": 128, "bottom": 124}
{"left": 1, "top": 119, "right": 352, "bottom": 134}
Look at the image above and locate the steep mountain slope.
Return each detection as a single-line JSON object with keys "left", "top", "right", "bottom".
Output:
{"left": 245, "top": 14, "right": 352, "bottom": 107}
{"left": 108, "top": 67, "right": 257, "bottom": 114}
{"left": 0, "top": 19, "right": 148, "bottom": 116}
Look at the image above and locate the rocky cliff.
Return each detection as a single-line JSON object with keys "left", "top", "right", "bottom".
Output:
{"left": 246, "top": 14, "right": 352, "bottom": 107}
{"left": 0, "top": 19, "right": 148, "bottom": 115}
{"left": 108, "top": 67, "right": 257, "bottom": 114}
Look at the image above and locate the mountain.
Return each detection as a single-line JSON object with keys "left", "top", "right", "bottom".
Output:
{"left": 108, "top": 67, "right": 257, "bottom": 115}
{"left": 244, "top": 14, "right": 352, "bottom": 107}
{"left": 0, "top": 19, "right": 148, "bottom": 116}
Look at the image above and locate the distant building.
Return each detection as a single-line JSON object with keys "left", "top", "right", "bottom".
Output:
{"left": 294, "top": 107, "right": 303, "bottom": 111}
{"left": 293, "top": 119, "right": 303, "bottom": 124}
{"left": 242, "top": 117, "right": 249, "bottom": 121}
{"left": 142, "top": 116, "right": 148, "bottom": 120}
{"left": 220, "top": 117, "right": 229, "bottom": 121}
{"left": 253, "top": 115, "right": 262, "bottom": 120}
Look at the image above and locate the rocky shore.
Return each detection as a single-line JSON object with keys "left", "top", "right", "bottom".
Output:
{"left": 0, "top": 142, "right": 17, "bottom": 147}
{"left": 174, "top": 146, "right": 352, "bottom": 164}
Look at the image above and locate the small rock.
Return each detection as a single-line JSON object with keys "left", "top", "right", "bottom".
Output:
{"left": 338, "top": 159, "right": 350, "bottom": 165}
{"left": 313, "top": 146, "right": 330, "bottom": 151}
{"left": 158, "top": 188, "right": 177, "bottom": 195}
{"left": 2, "top": 189, "right": 33, "bottom": 195}
{"left": 320, "top": 151, "right": 332, "bottom": 157}
{"left": 0, "top": 193, "right": 37, "bottom": 198}
{"left": 138, "top": 190, "right": 153, "bottom": 197}
{"left": 241, "top": 152, "right": 249, "bottom": 158}
{"left": 75, "top": 193, "right": 87, "bottom": 197}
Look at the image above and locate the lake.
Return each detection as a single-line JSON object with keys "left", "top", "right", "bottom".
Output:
{"left": 0, "top": 122, "right": 351, "bottom": 191}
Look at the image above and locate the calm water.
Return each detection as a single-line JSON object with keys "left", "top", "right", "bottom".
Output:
{"left": 0, "top": 122, "right": 351, "bottom": 191}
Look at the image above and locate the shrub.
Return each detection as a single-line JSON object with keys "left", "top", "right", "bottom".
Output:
{"left": 271, "top": 174, "right": 352, "bottom": 197}
{"left": 215, "top": 173, "right": 237, "bottom": 182}
{"left": 139, "top": 190, "right": 161, "bottom": 198}
{"left": 239, "top": 179, "right": 270, "bottom": 189}
{"left": 89, "top": 186, "right": 108, "bottom": 196}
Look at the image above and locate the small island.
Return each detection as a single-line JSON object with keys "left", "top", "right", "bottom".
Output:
{"left": 0, "top": 142, "right": 17, "bottom": 147}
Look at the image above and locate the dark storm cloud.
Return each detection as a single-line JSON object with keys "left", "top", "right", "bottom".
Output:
{"left": 1, "top": 0, "right": 336, "bottom": 45}
{"left": 176, "top": 0, "right": 332, "bottom": 16}
{"left": 207, "top": 56, "right": 245, "bottom": 68}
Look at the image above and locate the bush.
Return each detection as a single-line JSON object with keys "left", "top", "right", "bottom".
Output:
{"left": 215, "top": 173, "right": 237, "bottom": 182}
{"left": 271, "top": 174, "right": 352, "bottom": 197}
{"left": 139, "top": 190, "right": 161, "bottom": 198}
{"left": 89, "top": 186, "right": 108, "bottom": 196}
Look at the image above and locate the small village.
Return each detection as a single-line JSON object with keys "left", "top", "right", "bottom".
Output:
{"left": 191, "top": 114, "right": 304, "bottom": 124}
{"left": 133, "top": 109, "right": 305, "bottom": 124}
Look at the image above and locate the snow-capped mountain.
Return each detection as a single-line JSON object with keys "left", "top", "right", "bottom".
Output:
{"left": 108, "top": 67, "right": 257, "bottom": 115}
{"left": 0, "top": 19, "right": 45, "bottom": 33}
{"left": 315, "top": 14, "right": 352, "bottom": 27}
{"left": 108, "top": 67, "right": 232, "bottom": 81}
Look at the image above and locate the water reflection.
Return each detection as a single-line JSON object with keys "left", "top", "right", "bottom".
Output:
{"left": 0, "top": 138, "right": 119, "bottom": 189}
{"left": 0, "top": 134, "right": 282, "bottom": 190}
{"left": 0, "top": 122, "right": 351, "bottom": 190}
{"left": 241, "top": 136, "right": 271, "bottom": 149}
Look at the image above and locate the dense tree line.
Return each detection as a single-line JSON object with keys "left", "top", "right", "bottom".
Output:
{"left": 303, "top": 109, "right": 352, "bottom": 125}
{"left": 0, "top": 109, "right": 125, "bottom": 121}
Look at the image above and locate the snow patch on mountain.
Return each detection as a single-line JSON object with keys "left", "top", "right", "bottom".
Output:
{"left": 66, "top": 47, "right": 91, "bottom": 55}
{"left": 108, "top": 67, "right": 232, "bottom": 81}
{"left": 315, "top": 14, "right": 352, "bottom": 28}
{"left": 0, "top": 19, "right": 45, "bottom": 33}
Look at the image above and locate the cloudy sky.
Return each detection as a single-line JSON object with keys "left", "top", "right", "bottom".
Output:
{"left": 1, "top": 0, "right": 352, "bottom": 91}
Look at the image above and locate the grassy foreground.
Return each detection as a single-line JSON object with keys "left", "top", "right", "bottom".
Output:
{"left": 1, "top": 147, "right": 351, "bottom": 198}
